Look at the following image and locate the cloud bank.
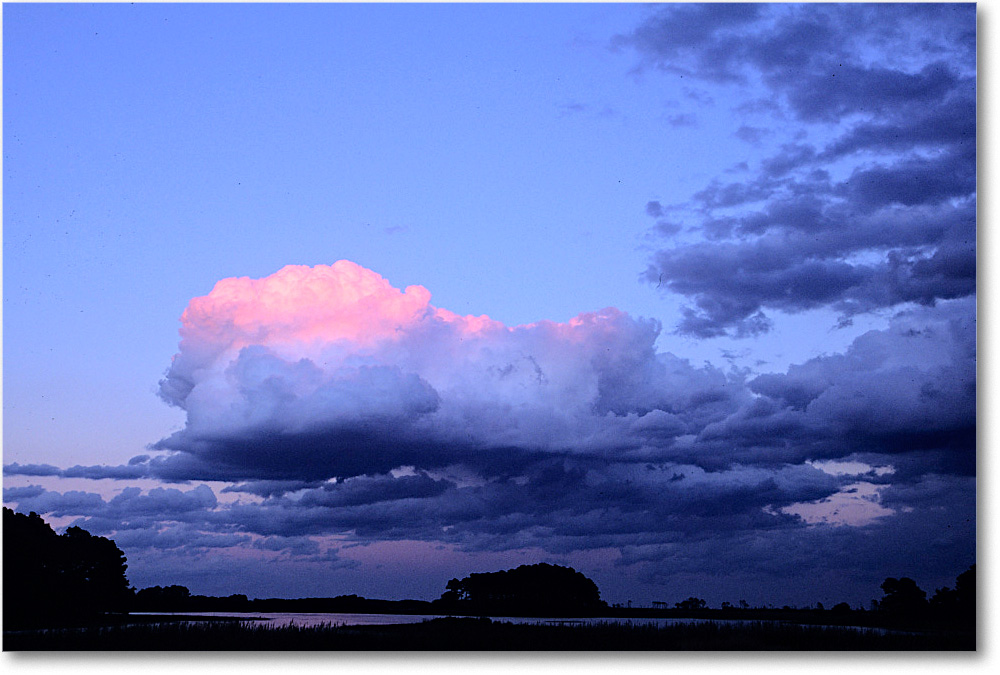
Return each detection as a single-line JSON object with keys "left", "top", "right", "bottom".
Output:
{"left": 5, "top": 259, "right": 973, "bottom": 603}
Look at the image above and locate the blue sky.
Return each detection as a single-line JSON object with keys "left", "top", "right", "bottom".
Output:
{"left": 3, "top": 3, "right": 979, "bottom": 608}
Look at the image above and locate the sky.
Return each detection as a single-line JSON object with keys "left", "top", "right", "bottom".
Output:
{"left": 2, "top": 2, "right": 980, "bottom": 609}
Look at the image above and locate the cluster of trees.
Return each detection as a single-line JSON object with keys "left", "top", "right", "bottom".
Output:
{"left": 876, "top": 565, "right": 975, "bottom": 626}
{"left": 3, "top": 508, "right": 132, "bottom": 628}
{"left": 433, "top": 563, "right": 607, "bottom": 616}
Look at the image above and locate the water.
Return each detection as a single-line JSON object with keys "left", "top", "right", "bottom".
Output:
{"left": 129, "top": 612, "right": 897, "bottom": 634}
{"left": 130, "top": 611, "right": 437, "bottom": 628}
{"left": 132, "top": 612, "right": 732, "bottom": 628}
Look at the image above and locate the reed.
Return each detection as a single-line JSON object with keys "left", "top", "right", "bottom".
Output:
{"left": 3, "top": 616, "right": 974, "bottom": 651}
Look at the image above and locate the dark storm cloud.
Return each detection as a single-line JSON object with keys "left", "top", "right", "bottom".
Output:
{"left": 621, "top": 3, "right": 976, "bottom": 338}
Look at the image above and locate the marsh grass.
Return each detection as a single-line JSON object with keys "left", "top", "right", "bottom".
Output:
{"left": 3, "top": 616, "right": 974, "bottom": 651}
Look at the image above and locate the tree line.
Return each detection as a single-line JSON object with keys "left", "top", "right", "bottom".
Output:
{"left": 2, "top": 508, "right": 975, "bottom": 630}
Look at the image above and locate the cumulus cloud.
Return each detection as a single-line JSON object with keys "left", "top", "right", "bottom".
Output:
{"left": 142, "top": 261, "right": 756, "bottom": 483}
{"left": 7, "top": 262, "right": 972, "bottom": 499}
{"left": 685, "top": 298, "right": 976, "bottom": 476}
{"left": 3, "top": 285, "right": 973, "bottom": 598}
{"left": 620, "top": 3, "right": 975, "bottom": 337}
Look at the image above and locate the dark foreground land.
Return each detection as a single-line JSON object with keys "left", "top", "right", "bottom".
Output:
{"left": 3, "top": 616, "right": 975, "bottom": 651}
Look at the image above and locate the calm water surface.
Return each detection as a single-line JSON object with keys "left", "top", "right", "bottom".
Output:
{"left": 131, "top": 612, "right": 895, "bottom": 634}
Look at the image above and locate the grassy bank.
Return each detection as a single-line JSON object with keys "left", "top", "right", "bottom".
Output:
{"left": 3, "top": 616, "right": 975, "bottom": 651}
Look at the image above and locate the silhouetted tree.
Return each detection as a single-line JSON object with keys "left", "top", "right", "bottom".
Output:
{"left": 930, "top": 564, "right": 975, "bottom": 627}
{"left": 61, "top": 526, "right": 132, "bottom": 611}
{"left": 434, "top": 563, "right": 606, "bottom": 615}
{"left": 879, "top": 577, "right": 927, "bottom": 617}
{"left": 955, "top": 564, "right": 975, "bottom": 615}
{"left": 831, "top": 602, "right": 852, "bottom": 614}
{"left": 3, "top": 508, "right": 131, "bottom": 628}
{"left": 675, "top": 597, "right": 707, "bottom": 611}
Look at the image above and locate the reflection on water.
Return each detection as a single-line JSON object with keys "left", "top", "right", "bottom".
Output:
{"left": 132, "top": 611, "right": 435, "bottom": 628}
{"left": 130, "top": 612, "right": 896, "bottom": 634}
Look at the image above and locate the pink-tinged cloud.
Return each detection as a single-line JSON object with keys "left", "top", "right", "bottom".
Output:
{"left": 178, "top": 261, "right": 501, "bottom": 352}
{"left": 146, "top": 262, "right": 972, "bottom": 488}
{"left": 154, "top": 261, "right": 739, "bottom": 480}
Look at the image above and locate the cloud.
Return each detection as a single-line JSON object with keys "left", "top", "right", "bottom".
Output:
{"left": 111, "top": 524, "right": 252, "bottom": 552}
{"left": 3, "top": 288, "right": 973, "bottom": 598}
{"left": 3, "top": 487, "right": 106, "bottom": 516}
{"left": 142, "top": 261, "right": 758, "bottom": 484}
{"left": 4, "top": 463, "right": 63, "bottom": 477}
{"left": 708, "top": 299, "right": 976, "bottom": 470}
{"left": 6, "top": 264, "right": 972, "bottom": 514}
{"left": 620, "top": 3, "right": 975, "bottom": 338}
{"left": 4, "top": 462, "right": 152, "bottom": 481}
